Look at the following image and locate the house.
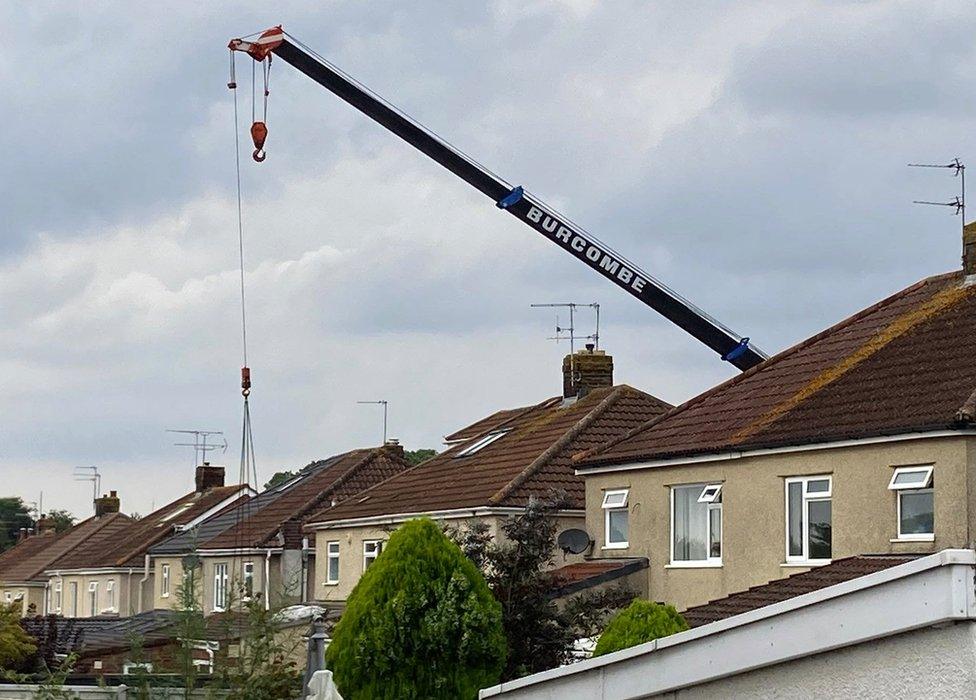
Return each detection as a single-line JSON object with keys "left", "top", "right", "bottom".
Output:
{"left": 148, "top": 444, "right": 413, "bottom": 615}
{"left": 0, "top": 503, "right": 133, "bottom": 617}
{"left": 303, "top": 347, "right": 672, "bottom": 603}
{"left": 479, "top": 549, "right": 976, "bottom": 698}
{"left": 574, "top": 226, "right": 976, "bottom": 611}
{"left": 42, "top": 466, "right": 250, "bottom": 618}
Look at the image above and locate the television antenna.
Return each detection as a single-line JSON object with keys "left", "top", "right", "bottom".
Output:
{"left": 531, "top": 302, "right": 601, "bottom": 356}
{"left": 909, "top": 158, "right": 966, "bottom": 235}
{"left": 166, "top": 429, "right": 227, "bottom": 467}
{"left": 357, "top": 400, "right": 389, "bottom": 444}
{"left": 72, "top": 466, "right": 101, "bottom": 513}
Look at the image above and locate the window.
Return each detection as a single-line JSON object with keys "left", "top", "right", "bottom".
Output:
{"left": 158, "top": 503, "right": 193, "bottom": 524}
{"left": 455, "top": 430, "right": 510, "bottom": 457}
{"left": 54, "top": 581, "right": 62, "bottom": 613}
{"left": 889, "top": 466, "right": 934, "bottom": 540}
{"left": 671, "top": 484, "right": 722, "bottom": 565}
{"left": 106, "top": 580, "right": 115, "bottom": 611}
{"left": 363, "top": 540, "right": 383, "bottom": 570}
{"left": 786, "top": 476, "right": 832, "bottom": 563}
{"left": 69, "top": 582, "right": 78, "bottom": 616}
{"left": 602, "top": 489, "right": 629, "bottom": 548}
{"left": 242, "top": 562, "right": 254, "bottom": 599}
{"left": 326, "top": 541, "right": 340, "bottom": 584}
{"left": 161, "top": 564, "right": 170, "bottom": 598}
{"left": 213, "top": 563, "right": 229, "bottom": 611}
{"left": 88, "top": 582, "right": 98, "bottom": 616}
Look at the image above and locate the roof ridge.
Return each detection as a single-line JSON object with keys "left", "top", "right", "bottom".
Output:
{"left": 489, "top": 386, "right": 630, "bottom": 506}
{"left": 576, "top": 270, "right": 961, "bottom": 466}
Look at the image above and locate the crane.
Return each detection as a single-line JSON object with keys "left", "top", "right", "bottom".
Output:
{"left": 228, "top": 27, "right": 767, "bottom": 371}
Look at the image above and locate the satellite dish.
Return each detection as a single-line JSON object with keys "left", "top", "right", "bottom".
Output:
{"left": 557, "top": 528, "right": 592, "bottom": 555}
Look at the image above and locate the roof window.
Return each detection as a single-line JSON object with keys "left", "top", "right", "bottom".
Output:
{"left": 454, "top": 430, "right": 510, "bottom": 458}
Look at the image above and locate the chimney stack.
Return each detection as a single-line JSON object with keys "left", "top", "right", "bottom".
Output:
{"left": 94, "top": 491, "right": 120, "bottom": 517}
{"left": 382, "top": 439, "right": 404, "bottom": 459}
{"left": 36, "top": 517, "right": 57, "bottom": 535}
{"left": 562, "top": 344, "right": 614, "bottom": 399}
{"left": 195, "top": 463, "right": 226, "bottom": 493}
{"left": 964, "top": 221, "right": 976, "bottom": 276}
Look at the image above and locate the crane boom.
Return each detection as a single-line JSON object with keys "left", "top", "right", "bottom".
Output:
{"left": 229, "top": 27, "right": 767, "bottom": 371}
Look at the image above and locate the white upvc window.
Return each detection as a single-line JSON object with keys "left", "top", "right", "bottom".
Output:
{"left": 242, "top": 562, "right": 254, "bottom": 600}
{"left": 161, "top": 564, "right": 170, "bottom": 598}
{"left": 53, "top": 581, "right": 62, "bottom": 613}
{"left": 106, "top": 580, "right": 116, "bottom": 611}
{"left": 455, "top": 430, "right": 510, "bottom": 457}
{"left": 889, "top": 466, "right": 934, "bottom": 540}
{"left": 213, "top": 563, "right": 229, "bottom": 611}
{"left": 88, "top": 581, "right": 99, "bottom": 616}
{"left": 363, "top": 540, "right": 383, "bottom": 571}
{"left": 785, "top": 476, "right": 832, "bottom": 563}
{"left": 602, "top": 489, "right": 629, "bottom": 549}
{"left": 69, "top": 582, "right": 78, "bottom": 616}
{"left": 671, "top": 484, "right": 722, "bottom": 566}
{"left": 326, "top": 541, "right": 340, "bottom": 584}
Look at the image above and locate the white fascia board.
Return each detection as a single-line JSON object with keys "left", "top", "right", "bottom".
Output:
{"left": 480, "top": 549, "right": 976, "bottom": 699}
{"left": 41, "top": 567, "right": 133, "bottom": 577}
{"left": 0, "top": 580, "right": 46, "bottom": 588}
{"left": 576, "top": 430, "right": 976, "bottom": 476}
{"left": 305, "top": 507, "right": 585, "bottom": 531}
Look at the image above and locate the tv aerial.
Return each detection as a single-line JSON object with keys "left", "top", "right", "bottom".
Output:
{"left": 909, "top": 158, "right": 966, "bottom": 234}
{"left": 167, "top": 429, "right": 227, "bottom": 467}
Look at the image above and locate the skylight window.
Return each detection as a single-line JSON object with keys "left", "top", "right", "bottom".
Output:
{"left": 454, "top": 430, "right": 510, "bottom": 457}
{"left": 158, "top": 503, "right": 193, "bottom": 524}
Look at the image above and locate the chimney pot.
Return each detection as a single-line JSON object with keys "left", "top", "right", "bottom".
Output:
{"left": 563, "top": 347, "right": 613, "bottom": 399}
{"left": 195, "top": 464, "right": 226, "bottom": 493}
{"left": 94, "top": 492, "right": 121, "bottom": 517}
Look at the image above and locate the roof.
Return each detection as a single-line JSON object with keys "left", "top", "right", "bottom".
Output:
{"left": 548, "top": 558, "right": 648, "bottom": 599}
{"left": 680, "top": 554, "right": 920, "bottom": 627}
{"left": 0, "top": 513, "right": 134, "bottom": 583}
{"left": 151, "top": 446, "right": 413, "bottom": 554}
{"left": 20, "top": 609, "right": 183, "bottom": 657}
{"left": 480, "top": 549, "right": 976, "bottom": 699}
{"left": 581, "top": 271, "right": 976, "bottom": 467}
{"left": 67, "top": 485, "right": 248, "bottom": 569}
{"left": 309, "top": 385, "right": 672, "bottom": 524}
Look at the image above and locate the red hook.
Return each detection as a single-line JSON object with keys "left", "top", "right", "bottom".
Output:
{"left": 250, "top": 122, "right": 268, "bottom": 162}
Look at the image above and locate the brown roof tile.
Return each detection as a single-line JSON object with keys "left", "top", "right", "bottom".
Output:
{"left": 581, "top": 272, "right": 976, "bottom": 467}
{"left": 681, "top": 554, "right": 920, "bottom": 627}
{"left": 309, "top": 385, "right": 672, "bottom": 523}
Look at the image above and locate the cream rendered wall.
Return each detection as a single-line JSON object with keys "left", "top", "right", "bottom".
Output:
{"left": 46, "top": 572, "right": 132, "bottom": 617}
{"left": 584, "top": 436, "right": 972, "bottom": 611}
{"left": 152, "top": 556, "right": 185, "bottom": 610}
{"left": 311, "top": 513, "right": 587, "bottom": 603}
{"left": 0, "top": 584, "right": 44, "bottom": 616}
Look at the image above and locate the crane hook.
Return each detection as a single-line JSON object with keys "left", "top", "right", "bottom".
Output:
{"left": 250, "top": 122, "right": 268, "bottom": 162}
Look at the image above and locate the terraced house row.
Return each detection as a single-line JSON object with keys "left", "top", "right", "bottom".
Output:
{"left": 3, "top": 224, "right": 976, "bottom": 627}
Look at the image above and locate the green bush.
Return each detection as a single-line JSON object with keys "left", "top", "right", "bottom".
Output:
{"left": 592, "top": 600, "right": 688, "bottom": 657}
{"left": 326, "top": 518, "right": 506, "bottom": 699}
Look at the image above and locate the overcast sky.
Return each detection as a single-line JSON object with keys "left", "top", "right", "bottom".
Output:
{"left": 3, "top": 1, "right": 974, "bottom": 518}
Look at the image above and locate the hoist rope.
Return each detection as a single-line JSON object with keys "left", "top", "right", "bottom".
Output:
{"left": 232, "top": 68, "right": 249, "bottom": 368}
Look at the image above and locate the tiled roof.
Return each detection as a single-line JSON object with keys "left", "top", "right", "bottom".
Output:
{"left": 548, "top": 558, "right": 648, "bottom": 598}
{"left": 88, "top": 485, "right": 249, "bottom": 567}
{"left": 581, "top": 272, "right": 976, "bottom": 467}
{"left": 680, "top": 554, "right": 921, "bottom": 628}
{"left": 308, "top": 385, "right": 672, "bottom": 524}
{"left": 151, "top": 446, "right": 413, "bottom": 554}
{"left": 0, "top": 513, "right": 134, "bottom": 583}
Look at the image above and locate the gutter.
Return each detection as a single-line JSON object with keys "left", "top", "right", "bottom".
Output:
{"left": 306, "top": 506, "right": 585, "bottom": 531}
{"left": 264, "top": 550, "right": 272, "bottom": 611}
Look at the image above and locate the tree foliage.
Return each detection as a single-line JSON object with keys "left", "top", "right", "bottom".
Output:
{"left": 263, "top": 471, "right": 297, "bottom": 490}
{"left": 0, "top": 498, "right": 33, "bottom": 553}
{"left": 0, "top": 603, "right": 36, "bottom": 671}
{"left": 403, "top": 448, "right": 437, "bottom": 465}
{"left": 326, "top": 518, "right": 506, "bottom": 699}
{"left": 45, "top": 509, "right": 75, "bottom": 534}
{"left": 592, "top": 600, "right": 688, "bottom": 657}
{"left": 449, "top": 493, "right": 637, "bottom": 679}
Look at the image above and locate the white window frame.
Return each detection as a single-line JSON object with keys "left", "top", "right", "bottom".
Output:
{"left": 890, "top": 466, "right": 935, "bottom": 541}
{"left": 697, "top": 484, "right": 723, "bottom": 504}
{"left": 363, "top": 540, "right": 383, "bottom": 571}
{"left": 326, "top": 541, "right": 340, "bottom": 584}
{"left": 53, "top": 580, "right": 62, "bottom": 613}
{"left": 669, "top": 484, "right": 723, "bottom": 567}
{"left": 242, "top": 562, "right": 254, "bottom": 600}
{"left": 888, "top": 465, "right": 934, "bottom": 491}
{"left": 785, "top": 475, "right": 833, "bottom": 564}
{"left": 213, "top": 563, "right": 229, "bottom": 612}
{"left": 69, "top": 581, "right": 78, "bottom": 616}
{"left": 161, "top": 564, "right": 170, "bottom": 598}
{"left": 602, "top": 489, "right": 630, "bottom": 549}
{"left": 105, "top": 579, "right": 116, "bottom": 611}
{"left": 454, "top": 430, "right": 510, "bottom": 457}
{"left": 88, "top": 581, "right": 99, "bottom": 616}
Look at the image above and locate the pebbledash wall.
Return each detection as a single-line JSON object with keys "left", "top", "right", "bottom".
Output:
{"left": 582, "top": 433, "right": 976, "bottom": 611}
{"left": 311, "top": 513, "right": 587, "bottom": 603}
